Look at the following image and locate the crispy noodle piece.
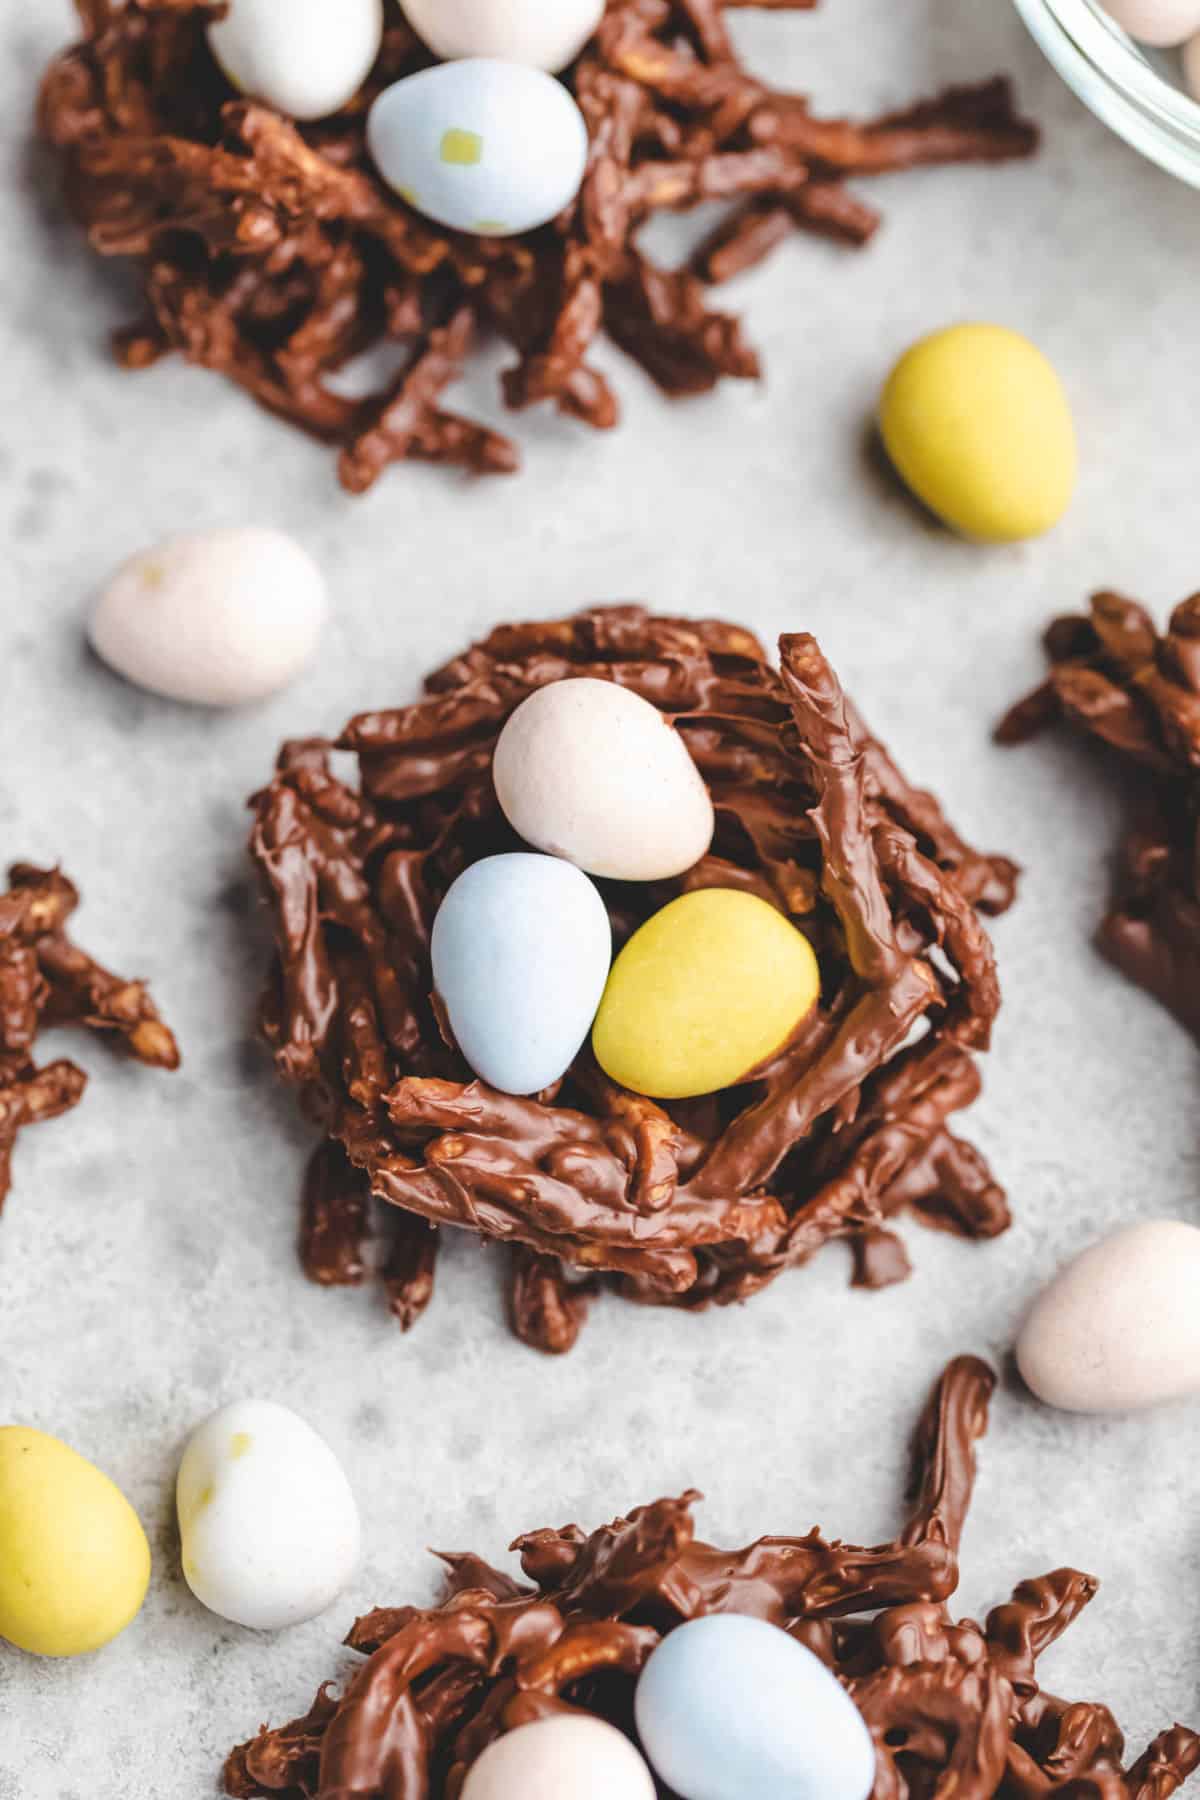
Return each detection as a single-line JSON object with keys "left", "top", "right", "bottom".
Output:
{"left": 39, "top": 2, "right": 1037, "bottom": 490}
{"left": 224, "top": 1357, "right": 1200, "bottom": 1800}
{"left": 0, "top": 863, "right": 179, "bottom": 1214}
{"left": 249, "top": 606, "right": 1017, "bottom": 1347}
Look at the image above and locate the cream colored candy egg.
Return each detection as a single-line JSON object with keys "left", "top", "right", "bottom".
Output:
{"left": 403, "top": 0, "right": 604, "bottom": 72}
{"left": 368, "top": 60, "right": 589, "bottom": 238}
{"left": 0, "top": 1428, "right": 150, "bottom": 1658}
{"left": 1016, "top": 1220, "right": 1200, "bottom": 1413}
{"left": 1099, "top": 0, "right": 1200, "bottom": 45}
{"left": 178, "top": 1400, "right": 360, "bottom": 1630}
{"left": 462, "top": 1716, "right": 657, "bottom": 1800}
{"left": 592, "top": 889, "right": 821, "bottom": 1100}
{"left": 90, "top": 527, "right": 327, "bottom": 707}
{"left": 1182, "top": 29, "right": 1200, "bottom": 96}
{"left": 209, "top": 0, "right": 384, "bottom": 120}
{"left": 493, "top": 678, "right": 715, "bottom": 881}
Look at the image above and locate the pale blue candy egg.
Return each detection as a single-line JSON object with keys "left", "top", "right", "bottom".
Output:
{"left": 635, "top": 1614, "right": 877, "bottom": 1800}
{"left": 430, "top": 853, "right": 611, "bottom": 1095}
{"left": 367, "top": 59, "right": 589, "bottom": 237}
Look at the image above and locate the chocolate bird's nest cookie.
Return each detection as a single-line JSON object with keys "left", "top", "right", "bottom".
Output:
{"left": 224, "top": 1356, "right": 1200, "bottom": 1800}
{"left": 250, "top": 606, "right": 1016, "bottom": 1350}
{"left": 999, "top": 590, "right": 1200, "bottom": 1040}
{"left": 0, "top": 863, "right": 179, "bottom": 1217}
{"left": 39, "top": 1, "right": 1036, "bottom": 491}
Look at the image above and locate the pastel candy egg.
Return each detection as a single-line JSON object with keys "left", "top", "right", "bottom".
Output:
{"left": 0, "top": 1428, "right": 150, "bottom": 1657}
{"left": 431, "top": 853, "right": 611, "bottom": 1094}
{"left": 178, "top": 1400, "right": 360, "bottom": 1630}
{"left": 1100, "top": 0, "right": 1200, "bottom": 44}
{"left": 879, "top": 324, "right": 1076, "bottom": 542}
{"left": 1016, "top": 1220, "right": 1200, "bottom": 1413}
{"left": 402, "top": 0, "right": 604, "bottom": 72}
{"left": 462, "top": 1716, "right": 657, "bottom": 1800}
{"left": 635, "top": 1614, "right": 876, "bottom": 1800}
{"left": 209, "top": 0, "right": 383, "bottom": 120}
{"left": 89, "top": 527, "right": 327, "bottom": 707}
{"left": 367, "top": 60, "right": 589, "bottom": 237}
{"left": 493, "top": 679, "right": 715, "bottom": 882}
{"left": 1182, "top": 29, "right": 1200, "bottom": 94}
{"left": 592, "top": 889, "right": 820, "bottom": 1099}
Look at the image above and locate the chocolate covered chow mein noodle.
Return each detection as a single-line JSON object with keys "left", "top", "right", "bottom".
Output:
{"left": 39, "top": 1, "right": 1037, "bottom": 491}
{"left": 250, "top": 607, "right": 1017, "bottom": 1351}
{"left": 224, "top": 1357, "right": 1200, "bottom": 1799}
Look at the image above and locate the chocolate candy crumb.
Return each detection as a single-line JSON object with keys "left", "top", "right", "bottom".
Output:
{"left": 249, "top": 606, "right": 1016, "bottom": 1346}
{"left": 223, "top": 1356, "right": 1200, "bottom": 1799}
{"left": 0, "top": 863, "right": 179, "bottom": 1214}
{"left": 38, "top": 3, "right": 1037, "bottom": 491}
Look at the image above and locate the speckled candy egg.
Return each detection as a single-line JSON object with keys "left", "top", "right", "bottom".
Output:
{"left": 367, "top": 60, "right": 589, "bottom": 237}
{"left": 209, "top": 0, "right": 383, "bottom": 120}
{"left": 0, "top": 1428, "right": 150, "bottom": 1657}
{"left": 462, "top": 1716, "right": 657, "bottom": 1800}
{"left": 1016, "top": 1220, "right": 1200, "bottom": 1413}
{"left": 402, "top": 0, "right": 604, "bottom": 72}
{"left": 177, "top": 1400, "right": 360, "bottom": 1631}
{"left": 493, "top": 679, "right": 715, "bottom": 881}
{"left": 1100, "top": 0, "right": 1200, "bottom": 44}
{"left": 431, "top": 853, "right": 611, "bottom": 1094}
{"left": 89, "top": 526, "right": 327, "bottom": 707}
{"left": 879, "top": 323, "right": 1076, "bottom": 542}
{"left": 636, "top": 1614, "right": 876, "bottom": 1800}
{"left": 592, "top": 888, "right": 820, "bottom": 1099}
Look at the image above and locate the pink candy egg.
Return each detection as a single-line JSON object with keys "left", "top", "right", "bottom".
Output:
{"left": 1100, "top": 0, "right": 1200, "bottom": 46}
{"left": 460, "top": 1716, "right": 656, "bottom": 1800}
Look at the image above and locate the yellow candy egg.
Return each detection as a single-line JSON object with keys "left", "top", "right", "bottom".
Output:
{"left": 592, "top": 889, "right": 820, "bottom": 1099}
{"left": 878, "top": 323, "right": 1076, "bottom": 543}
{"left": 0, "top": 1427, "right": 151, "bottom": 1657}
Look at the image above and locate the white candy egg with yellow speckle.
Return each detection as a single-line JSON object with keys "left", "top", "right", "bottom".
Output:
{"left": 177, "top": 1400, "right": 360, "bottom": 1631}
{"left": 402, "top": 0, "right": 604, "bottom": 72}
{"left": 367, "top": 60, "right": 589, "bottom": 237}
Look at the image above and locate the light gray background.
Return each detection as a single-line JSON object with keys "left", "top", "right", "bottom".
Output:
{"left": 2, "top": 2, "right": 1199, "bottom": 1793}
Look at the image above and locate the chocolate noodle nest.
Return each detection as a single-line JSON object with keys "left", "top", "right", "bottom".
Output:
{"left": 0, "top": 862, "right": 179, "bottom": 1215}
{"left": 249, "top": 606, "right": 1017, "bottom": 1352}
{"left": 998, "top": 590, "right": 1200, "bottom": 1041}
{"left": 39, "top": 1, "right": 1037, "bottom": 492}
{"left": 224, "top": 1356, "right": 1200, "bottom": 1800}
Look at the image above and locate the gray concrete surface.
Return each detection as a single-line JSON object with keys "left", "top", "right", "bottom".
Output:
{"left": 2, "top": 2, "right": 1199, "bottom": 1793}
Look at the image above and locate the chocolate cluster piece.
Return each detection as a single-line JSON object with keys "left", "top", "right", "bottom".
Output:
{"left": 249, "top": 606, "right": 1016, "bottom": 1351}
{"left": 0, "top": 863, "right": 179, "bottom": 1213}
{"left": 998, "top": 590, "right": 1200, "bottom": 1039}
{"left": 38, "top": 1, "right": 1036, "bottom": 491}
{"left": 224, "top": 1355, "right": 1200, "bottom": 1800}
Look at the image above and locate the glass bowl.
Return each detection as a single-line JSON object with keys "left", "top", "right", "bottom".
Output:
{"left": 1013, "top": 0, "right": 1200, "bottom": 184}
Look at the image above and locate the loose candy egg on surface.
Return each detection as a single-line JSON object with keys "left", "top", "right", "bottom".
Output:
{"left": 431, "top": 853, "right": 612, "bottom": 1094}
{"left": 208, "top": 0, "right": 384, "bottom": 120}
{"left": 402, "top": 0, "right": 604, "bottom": 72}
{"left": 592, "top": 888, "right": 820, "bottom": 1099}
{"left": 635, "top": 1614, "right": 877, "bottom": 1800}
{"left": 1183, "top": 29, "right": 1200, "bottom": 94}
{"left": 89, "top": 526, "right": 327, "bottom": 707}
{"left": 461, "top": 1716, "right": 657, "bottom": 1800}
{"left": 367, "top": 60, "right": 589, "bottom": 237}
{"left": 878, "top": 323, "right": 1076, "bottom": 543}
{"left": 0, "top": 1428, "right": 150, "bottom": 1657}
{"left": 493, "top": 678, "right": 715, "bottom": 881}
{"left": 1016, "top": 1219, "right": 1200, "bottom": 1413}
{"left": 177, "top": 1400, "right": 360, "bottom": 1630}
{"left": 1099, "top": 0, "right": 1200, "bottom": 43}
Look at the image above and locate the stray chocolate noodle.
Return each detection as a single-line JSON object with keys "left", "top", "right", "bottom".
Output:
{"left": 0, "top": 863, "right": 179, "bottom": 1214}
{"left": 224, "top": 1356, "right": 1200, "bottom": 1800}
{"left": 39, "top": 1, "right": 1037, "bottom": 491}
{"left": 250, "top": 607, "right": 1017, "bottom": 1351}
